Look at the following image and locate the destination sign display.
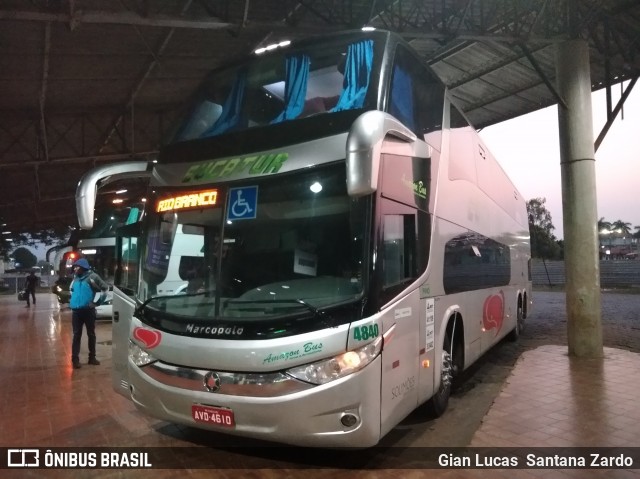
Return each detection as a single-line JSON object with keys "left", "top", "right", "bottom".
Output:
{"left": 156, "top": 189, "right": 219, "bottom": 213}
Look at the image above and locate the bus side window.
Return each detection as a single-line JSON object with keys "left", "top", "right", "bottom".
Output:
{"left": 388, "top": 44, "right": 445, "bottom": 136}
{"left": 443, "top": 232, "right": 511, "bottom": 294}
{"left": 377, "top": 198, "right": 429, "bottom": 306}
{"left": 382, "top": 213, "right": 417, "bottom": 289}
{"left": 389, "top": 64, "right": 415, "bottom": 132}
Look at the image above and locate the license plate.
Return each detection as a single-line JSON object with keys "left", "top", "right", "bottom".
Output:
{"left": 191, "top": 404, "right": 235, "bottom": 428}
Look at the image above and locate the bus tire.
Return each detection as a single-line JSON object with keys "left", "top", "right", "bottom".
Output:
{"left": 426, "top": 333, "right": 453, "bottom": 417}
{"left": 507, "top": 300, "right": 524, "bottom": 342}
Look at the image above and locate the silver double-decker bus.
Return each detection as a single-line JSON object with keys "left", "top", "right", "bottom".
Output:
{"left": 77, "top": 29, "right": 531, "bottom": 447}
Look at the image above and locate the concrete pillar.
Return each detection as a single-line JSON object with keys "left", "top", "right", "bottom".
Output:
{"left": 556, "top": 40, "right": 603, "bottom": 358}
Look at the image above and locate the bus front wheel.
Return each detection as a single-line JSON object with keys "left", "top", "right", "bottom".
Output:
{"left": 426, "top": 333, "right": 453, "bottom": 417}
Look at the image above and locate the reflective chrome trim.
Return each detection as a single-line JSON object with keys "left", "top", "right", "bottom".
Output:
{"left": 140, "top": 361, "right": 315, "bottom": 397}
{"left": 76, "top": 161, "right": 152, "bottom": 229}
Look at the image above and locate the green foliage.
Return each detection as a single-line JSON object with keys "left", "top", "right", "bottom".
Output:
{"left": 0, "top": 227, "right": 70, "bottom": 261}
{"left": 597, "top": 217, "right": 612, "bottom": 233}
{"left": 527, "top": 198, "right": 563, "bottom": 259}
{"left": 599, "top": 218, "right": 635, "bottom": 238}
{"left": 527, "top": 197, "right": 554, "bottom": 234}
{"left": 11, "top": 247, "right": 38, "bottom": 269}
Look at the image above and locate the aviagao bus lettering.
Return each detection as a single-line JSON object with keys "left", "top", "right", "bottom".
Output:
{"left": 77, "top": 29, "right": 531, "bottom": 448}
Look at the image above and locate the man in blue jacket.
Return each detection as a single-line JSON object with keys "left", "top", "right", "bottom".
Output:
{"left": 69, "top": 258, "right": 109, "bottom": 369}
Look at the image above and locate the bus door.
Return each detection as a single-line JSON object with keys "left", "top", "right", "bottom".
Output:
{"left": 112, "top": 222, "right": 141, "bottom": 398}
{"left": 377, "top": 151, "right": 431, "bottom": 436}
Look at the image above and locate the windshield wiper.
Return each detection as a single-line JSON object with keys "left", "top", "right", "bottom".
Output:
{"left": 222, "top": 298, "right": 335, "bottom": 327}
{"left": 134, "top": 290, "right": 213, "bottom": 317}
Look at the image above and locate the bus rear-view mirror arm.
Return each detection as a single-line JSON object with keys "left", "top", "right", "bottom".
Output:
{"left": 76, "top": 161, "right": 153, "bottom": 230}
{"left": 346, "top": 111, "right": 431, "bottom": 197}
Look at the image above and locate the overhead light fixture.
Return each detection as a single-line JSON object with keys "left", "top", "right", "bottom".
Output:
{"left": 1, "top": 231, "right": 10, "bottom": 234}
{"left": 116, "top": 189, "right": 128, "bottom": 194}
{"left": 255, "top": 40, "right": 291, "bottom": 55}
{"left": 112, "top": 199, "right": 124, "bottom": 204}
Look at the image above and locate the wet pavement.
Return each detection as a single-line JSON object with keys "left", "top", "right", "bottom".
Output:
{"left": 0, "top": 290, "right": 638, "bottom": 479}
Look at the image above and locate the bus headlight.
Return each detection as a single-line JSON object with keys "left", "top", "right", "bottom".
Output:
{"left": 286, "top": 337, "right": 382, "bottom": 385}
{"left": 129, "top": 340, "right": 158, "bottom": 367}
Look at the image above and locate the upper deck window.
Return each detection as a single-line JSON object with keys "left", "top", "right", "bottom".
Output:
{"left": 175, "top": 38, "right": 377, "bottom": 142}
{"left": 388, "top": 44, "right": 444, "bottom": 136}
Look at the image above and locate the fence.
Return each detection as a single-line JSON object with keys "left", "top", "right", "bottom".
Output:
{"left": 0, "top": 274, "right": 54, "bottom": 294}
{"left": 532, "top": 259, "right": 640, "bottom": 287}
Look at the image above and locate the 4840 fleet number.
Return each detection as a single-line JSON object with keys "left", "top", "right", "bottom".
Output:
{"left": 353, "top": 324, "right": 379, "bottom": 341}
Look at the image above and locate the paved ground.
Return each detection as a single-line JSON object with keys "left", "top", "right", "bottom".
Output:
{"left": 504, "top": 289, "right": 640, "bottom": 352}
{"left": 387, "top": 289, "right": 640, "bottom": 448}
{"left": 2, "top": 289, "right": 638, "bottom": 478}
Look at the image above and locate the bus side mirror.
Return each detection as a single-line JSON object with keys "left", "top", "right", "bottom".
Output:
{"left": 76, "top": 161, "right": 152, "bottom": 229}
{"left": 346, "top": 111, "right": 430, "bottom": 197}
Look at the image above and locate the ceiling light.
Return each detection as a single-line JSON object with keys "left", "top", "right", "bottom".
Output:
{"left": 255, "top": 40, "right": 291, "bottom": 55}
{"left": 116, "top": 189, "right": 128, "bottom": 194}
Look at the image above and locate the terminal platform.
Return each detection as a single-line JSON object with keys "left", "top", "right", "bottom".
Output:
{"left": 1, "top": 292, "right": 638, "bottom": 478}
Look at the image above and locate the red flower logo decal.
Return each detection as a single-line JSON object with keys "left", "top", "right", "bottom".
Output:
{"left": 482, "top": 291, "right": 504, "bottom": 335}
{"left": 133, "top": 327, "right": 162, "bottom": 349}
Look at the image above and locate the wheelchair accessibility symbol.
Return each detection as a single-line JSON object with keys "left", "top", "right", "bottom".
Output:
{"left": 227, "top": 186, "right": 258, "bottom": 220}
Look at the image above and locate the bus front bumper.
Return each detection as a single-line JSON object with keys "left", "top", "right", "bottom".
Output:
{"left": 127, "top": 355, "right": 383, "bottom": 448}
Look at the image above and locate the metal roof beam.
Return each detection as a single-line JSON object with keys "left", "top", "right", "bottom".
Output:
{"left": 594, "top": 76, "right": 638, "bottom": 152}
{"left": 446, "top": 44, "right": 549, "bottom": 89}
{"left": 518, "top": 42, "right": 567, "bottom": 109}
{"left": 96, "top": 2, "right": 185, "bottom": 154}
{"left": 39, "top": 22, "right": 51, "bottom": 163}
{"left": 0, "top": 150, "right": 157, "bottom": 170}
{"left": 0, "top": 9, "right": 232, "bottom": 30}
{"left": 401, "top": 30, "right": 566, "bottom": 45}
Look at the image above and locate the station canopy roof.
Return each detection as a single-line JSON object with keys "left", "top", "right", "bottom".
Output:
{"left": 0, "top": 0, "right": 638, "bottom": 237}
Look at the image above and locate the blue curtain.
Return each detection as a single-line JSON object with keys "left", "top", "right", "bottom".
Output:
{"left": 204, "top": 71, "right": 247, "bottom": 136}
{"left": 331, "top": 40, "right": 374, "bottom": 112}
{"left": 271, "top": 55, "right": 310, "bottom": 123}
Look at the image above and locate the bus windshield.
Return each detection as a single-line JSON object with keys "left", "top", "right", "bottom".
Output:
{"left": 174, "top": 35, "right": 377, "bottom": 141}
{"left": 138, "top": 163, "right": 369, "bottom": 322}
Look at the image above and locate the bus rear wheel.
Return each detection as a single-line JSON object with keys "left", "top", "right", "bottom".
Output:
{"left": 426, "top": 334, "right": 453, "bottom": 417}
{"left": 508, "top": 301, "right": 524, "bottom": 342}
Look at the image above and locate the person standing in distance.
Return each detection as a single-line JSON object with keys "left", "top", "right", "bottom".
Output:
{"left": 69, "top": 258, "right": 109, "bottom": 369}
{"left": 24, "top": 269, "right": 39, "bottom": 308}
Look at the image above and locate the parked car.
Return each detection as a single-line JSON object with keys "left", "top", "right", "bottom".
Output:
{"left": 52, "top": 277, "right": 72, "bottom": 304}
{"left": 95, "top": 292, "right": 113, "bottom": 319}
{"left": 52, "top": 277, "right": 113, "bottom": 318}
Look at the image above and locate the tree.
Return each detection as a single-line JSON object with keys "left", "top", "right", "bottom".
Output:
{"left": 611, "top": 220, "right": 632, "bottom": 236}
{"left": 0, "top": 226, "right": 71, "bottom": 261}
{"left": 597, "top": 217, "right": 612, "bottom": 234}
{"left": 527, "top": 198, "right": 555, "bottom": 235}
{"left": 526, "top": 198, "right": 562, "bottom": 259}
{"left": 12, "top": 247, "right": 37, "bottom": 269}
{"left": 634, "top": 226, "right": 640, "bottom": 239}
